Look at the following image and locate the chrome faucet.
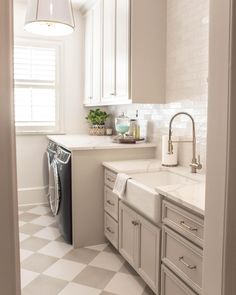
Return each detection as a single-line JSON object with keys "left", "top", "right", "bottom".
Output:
{"left": 168, "top": 112, "right": 202, "bottom": 173}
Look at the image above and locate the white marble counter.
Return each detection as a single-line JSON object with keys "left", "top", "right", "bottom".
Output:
{"left": 155, "top": 182, "right": 205, "bottom": 216}
{"left": 47, "top": 135, "right": 156, "bottom": 151}
{"left": 103, "top": 159, "right": 162, "bottom": 174}
{"left": 103, "top": 159, "right": 205, "bottom": 215}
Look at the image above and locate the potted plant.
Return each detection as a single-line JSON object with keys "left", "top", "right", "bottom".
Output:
{"left": 86, "top": 109, "right": 110, "bottom": 136}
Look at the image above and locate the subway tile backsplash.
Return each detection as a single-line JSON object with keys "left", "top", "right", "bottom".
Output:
{"left": 108, "top": 101, "right": 207, "bottom": 173}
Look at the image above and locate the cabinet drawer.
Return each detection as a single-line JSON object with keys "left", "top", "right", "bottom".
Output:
{"left": 104, "top": 212, "right": 118, "bottom": 249}
{"left": 104, "top": 169, "right": 117, "bottom": 189}
{"left": 162, "top": 227, "right": 203, "bottom": 294}
{"left": 162, "top": 200, "right": 204, "bottom": 247}
{"left": 104, "top": 186, "right": 119, "bottom": 221}
{"left": 161, "top": 265, "right": 197, "bottom": 295}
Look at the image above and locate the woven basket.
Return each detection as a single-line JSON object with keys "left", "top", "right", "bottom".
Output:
{"left": 89, "top": 125, "right": 106, "bottom": 136}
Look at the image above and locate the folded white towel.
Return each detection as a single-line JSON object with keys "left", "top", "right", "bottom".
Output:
{"left": 113, "top": 173, "right": 131, "bottom": 198}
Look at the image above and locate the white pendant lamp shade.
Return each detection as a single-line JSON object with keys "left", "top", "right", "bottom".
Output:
{"left": 24, "top": 0, "right": 75, "bottom": 36}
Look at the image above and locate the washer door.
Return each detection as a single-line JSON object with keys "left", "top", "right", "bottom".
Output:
{"left": 49, "top": 159, "right": 60, "bottom": 216}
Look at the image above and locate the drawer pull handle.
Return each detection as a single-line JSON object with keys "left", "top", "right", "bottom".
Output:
{"left": 132, "top": 220, "right": 139, "bottom": 226}
{"left": 180, "top": 221, "right": 198, "bottom": 232}
{"left": 106, "top": 227, "right": 114, "bottom": 234}
{"left": 179, "top": 256, "right": 197, "bottom": 270}
{"left": 107, "top": 177, "right": 115, "bottom": 183}
{"left": 107, "top": 200, "right": 115, "bottom": 206}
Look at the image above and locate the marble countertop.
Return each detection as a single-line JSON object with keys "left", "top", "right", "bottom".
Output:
{"left": 47, "top": 135, "right": 156, "bottom": 151}
{"left": 103, "top": 159, "right": 205, "bottom": 215}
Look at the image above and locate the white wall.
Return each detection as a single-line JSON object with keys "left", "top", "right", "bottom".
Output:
{"left": 14, "top": 2, "right": 87, "bottom": 204}
{"left": 108, "top": 0, "right": 209, "bottom": 173}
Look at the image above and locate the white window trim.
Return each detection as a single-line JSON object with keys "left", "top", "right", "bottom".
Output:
{"left": 14, "top": 37, "right": 65, "bottom": 135}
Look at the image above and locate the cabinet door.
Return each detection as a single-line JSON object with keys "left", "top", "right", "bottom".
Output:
{"left": 137, "top": 214, "right": 161, "bottom": 293}
{"left": 102, "top": 0, "right": 116, "bottom": 100}
{"left": 84, "top": 11, "right": 93, "bottom": 105}
{"left": 116, "top": 0, "right": 130, "bottom": 100}
{"left": 119, "top": 202, "right": 138, "bottom": 268}
{"left": 91, "top": 0, "right": 102, "bottom": 103}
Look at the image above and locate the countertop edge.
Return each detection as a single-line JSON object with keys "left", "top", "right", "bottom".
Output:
{"left": 156, "top": 189, "right": 205, "bottom": 216}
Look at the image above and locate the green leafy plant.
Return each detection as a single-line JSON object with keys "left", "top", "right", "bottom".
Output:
{"left": 86, "top": 109, "right": 110, "bottom": 126}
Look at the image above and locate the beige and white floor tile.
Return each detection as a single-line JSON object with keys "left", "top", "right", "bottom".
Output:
{"left": 19, "top": 213, "right": 39, "bottom": 222}
{"left": 21, "top": 253, "right": 58, "bottom": 273}
{"left": 73, "top": 265, "right": 115, "bottom": 289}
{"left": 31, "top": 215, "right": 55, "bottom": 226}
{"left": 20, "top": 249, "right": 34, "bottom": 262}
{"left": 119, "top": 261, "right": 138, "bottom": 276}
{"left": 39, "top": 241, "right": 73, "bottom": 258}
{"left": 58, "top": 282, "right": 101, "bottom": 295}
{"left": 22, "top": 274, "right": 67, "bottom": 295}
{"left": 21, "top": 237, "right": 49, "bottom": 252}
{"left": 104, "top": 273, "right": 146, "bottom": 295}
{"left": 89, "top": 251, "right": 125, "bottom": 272}
{"left": 86, "top": 243, "right": 108, "bottom": 252}
{"left": 19, "top": 221, "right": 26, "bottom": 227}
{"left": 19, "top": 205, "right": 36, "bottom": 212}
{"left": 44, "top": 259, "right": 86, "bottom": 281}
{"left": 20, "top": 223, "right": 44, "bottom": 235}
{"left": 27, "top": 205, "right": 51, "bottom": 215}
{"left": 63, "top": 248, "right": 99, "bottom": 264}
{"left": 34, "top": 227, "right": 61, "bottom": 241}
{"left": 21, "top": 269, "right": 39, "bottom": 288}
{"left": 20, "top": 233, "right": 30, "bottom": 242}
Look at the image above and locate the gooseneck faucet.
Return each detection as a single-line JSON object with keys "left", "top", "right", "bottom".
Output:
{"left": 168, "top": 112, "right": 202, "bottom": 173}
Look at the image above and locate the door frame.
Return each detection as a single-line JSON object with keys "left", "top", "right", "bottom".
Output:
{"left": 0, "top": 0, "right": 21, "bottom": 294}
{"left": 203, "top": 0, "right": 236, "bottom": 294}
{"left": 1, "top": 0, "right": 236, "bottom": 294}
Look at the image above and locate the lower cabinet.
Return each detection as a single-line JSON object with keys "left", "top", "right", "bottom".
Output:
{"left": 119, "top": 202, "right": 138, "bottom": 268}
{"left": 138, "top": 214, "right": 161, "bottom": 292}
{"left": 119, "top": 201, "right": 161, "bottom": 294}
{"left": 161, "top": 265, "right": 197, "bottom": 295}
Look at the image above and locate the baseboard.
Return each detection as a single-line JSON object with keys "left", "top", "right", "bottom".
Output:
{"left": 18, "top": 186, "right": 48, "bottom": 205}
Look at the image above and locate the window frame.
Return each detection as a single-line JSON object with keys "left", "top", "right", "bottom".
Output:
{"left": 14, "top": 37, "right": 64, "bottom": 135}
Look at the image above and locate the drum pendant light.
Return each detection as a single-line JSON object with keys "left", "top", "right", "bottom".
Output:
{"left": 24, "top": 0, "right": 75, "bottom": 36}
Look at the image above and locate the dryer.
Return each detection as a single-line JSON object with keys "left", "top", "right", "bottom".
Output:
{"left": 49, "top": 145, "right": 72, "bottom": 244}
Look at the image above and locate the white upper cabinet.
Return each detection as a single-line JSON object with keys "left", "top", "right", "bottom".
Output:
{"left": 102, "top": 0, "right": 130, "bottom": 104}
{"left": 84, "top": 0, "right": 166, "bottom": 106}
{"left": 84, "top": 11, "right": 93, "bottom": 105}
{"left": 102, "top": 0, "right": 116, "bottom": 100}
{"left": 84, "top": 0, "right": 102, "bottom": 106}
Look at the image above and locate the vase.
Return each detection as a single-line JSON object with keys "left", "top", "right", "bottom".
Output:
{"left": 89, "top": 125, "right": 106, "bottom": 136}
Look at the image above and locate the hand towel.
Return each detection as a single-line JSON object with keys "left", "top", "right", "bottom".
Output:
{"left": 113, "top": 173, "right": 131, "bottom": 198}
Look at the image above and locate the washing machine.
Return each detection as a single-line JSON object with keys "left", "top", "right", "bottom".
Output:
{"left": 48, "top": 145, "right": 72, "bottom": 244}
{"left": 46, "top": 141, "right": 58, "bottom": 206}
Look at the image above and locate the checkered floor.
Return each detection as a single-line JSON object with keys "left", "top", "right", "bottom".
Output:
{"left": 19, "top": 204, "right": 155, "bottom": 295}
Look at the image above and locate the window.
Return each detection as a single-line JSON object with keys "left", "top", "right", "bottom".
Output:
{"left": 14, "top": 39, "right": 62, "bottom": 133}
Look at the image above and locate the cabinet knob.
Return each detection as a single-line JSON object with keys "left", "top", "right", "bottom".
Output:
{"left": 106, "top": 227, "right": 114, "bottom": 234}
{"left": 107, "top": 200, "right": 115, "bottom": 206}
{"left": 132, "top": 220, "right": 139, "bottom": 226}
